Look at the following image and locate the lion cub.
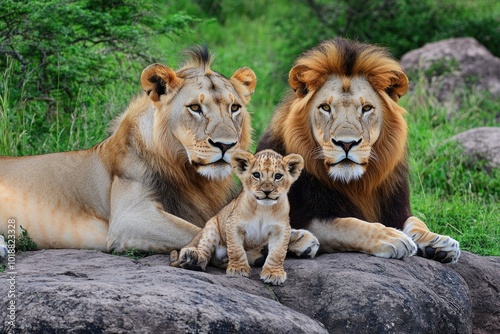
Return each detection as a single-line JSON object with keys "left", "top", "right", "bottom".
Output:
{"left": 170, "top": 149, "right": 304, "bottom": 285}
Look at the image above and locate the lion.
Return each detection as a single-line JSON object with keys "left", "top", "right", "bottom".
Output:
{"left": 256, "top": 37, "right": 461, "bottom": 263}
{"left": 170, "top": 149, "right": 314, "bottom": 285}
{"left": 0, "top": 46, "right": 319, "bottom": 258}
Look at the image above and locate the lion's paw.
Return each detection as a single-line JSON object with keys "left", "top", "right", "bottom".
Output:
{"left": 288, "top": 229, "right": 320, "bottom": 258}
{"left": 415, "top": 235, "right": 461, "bottom": 264}
{"left": 260, "top": 267, "right": 287, "bottom": 285}
{"left": 226, "top": 263, "right": 251, "bottom": 277}
{"left": 373, "top": 227, "right": 417, "bottom": 260}
{"left": 172, "top": 247, "right": 207, "bottom": 271}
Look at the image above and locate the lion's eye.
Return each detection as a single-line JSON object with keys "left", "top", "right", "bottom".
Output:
{"left": 274, "top": 173, "right": 283, "bottom": 181}
{"left": 230, "top": 104, "right": 241, "bottom": 113}
{"left": 362, "top": 105, "right": 374, "bottom": 113}
{"left": 252, "top": 172, "right": 260, "bottom": 179}
{"left": 319, "top": 104, "right": 331, "bottom": 113}
{"left": 188, "top": 104, "right": 202, "bottom": 114}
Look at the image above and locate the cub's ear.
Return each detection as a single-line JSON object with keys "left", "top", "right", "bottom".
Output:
{"left": 369, "top": 70, "right": 409, "bottom": 102}
{"left": 230, "top": 67, "right": 257, "bottom": 104}
{"left": 231, "top": 150, "right": 255, "bottom": 176}
{"left": 283, "top": 153, "right": 304, "bottom": 182}
{"left": 141, "top": 64, "right": 182, "bottom": 102}
{"left": 289, "top": 64, "right": 326, "bottom": 98}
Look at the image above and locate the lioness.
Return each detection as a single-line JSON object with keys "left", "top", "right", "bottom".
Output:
{"left": 257, "top": 38, "right": 461, "bottom": 263}
{"left": 170, "top": 149, "right": 313, "bottom": 285}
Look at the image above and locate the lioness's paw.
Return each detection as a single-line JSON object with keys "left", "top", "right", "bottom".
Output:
{"left": 288, "top": 229, "right": 320, "bottom": 258}
{"left": 260, "top": 267, "right": 287, "bottom": 285}
{"left": 176, "top": 247, "right": 206, "bottom": 271}
{"left": 415, "top": 235, "right": 461, "bottom": 264}
{"left": 226, "top": 263, "right": 251, "bottom": 277}
{"left": 373, "top": 227, "right": 417, "bottom": 260}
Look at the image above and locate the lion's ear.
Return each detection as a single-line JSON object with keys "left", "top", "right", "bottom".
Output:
{"left": 231, "top": 67, "right": 257, "bottom": 104}
{"left": 141, "top": 64, "right": 182, "bottom": 102}
{"left": 283, "top": 153, "right": 304, "bottom": 182}
{"left": 370, "top": 70, "right": 409, "bottom": 102}
{"left": 231, "top": 150, "right": 255, "bottom": 177}
{"left": 289, "top": 65, "right": 326, "bottom": 98}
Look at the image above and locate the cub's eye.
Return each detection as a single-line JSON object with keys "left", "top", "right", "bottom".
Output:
{"left": 252, "top": 172, "right": 260, "bottom": 179}
{"left": 362, "top": 104, "right": 374, "bottom": 113}
{"left": 230, "top": 104, "right": 241, "bottom": 113}
{"left": 319, "top": 104, "right": 331, "bottom": 113}
{"left": 274, "top": 173, "right": 283, "bottom": 181}
{"left": 188, "top": 104, "right": 202, "bottom": 114}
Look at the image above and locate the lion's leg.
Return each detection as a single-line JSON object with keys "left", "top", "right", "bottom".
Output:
{"left": 108, "top": 177, "right": 201, "bottom": 253}
{"left": 226, "top": 222, "right": 251, "bottom": 277}
{"left": 309, "top": 217, "right": 417, "bottom": 259}
{"left": 171, "top": 218, "right": 220, "bottom": 271}
{"left": 403, "top": 216, "right": 460, "bottom": 263}
{"left": 261, "top": 226, "right": 291, "bottom": 285}
{"left": 288, "top": 229, "right": 320, "bottom": 258}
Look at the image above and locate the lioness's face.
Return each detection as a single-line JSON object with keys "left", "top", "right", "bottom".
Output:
{"left": 310, "top": 75, "right": 382, "bottom": 183}
{"left": 232, "top": 150, "right": 303, "bottom": 207}
{"left": 141, "top": 64, "right": 256, "bottom": 180}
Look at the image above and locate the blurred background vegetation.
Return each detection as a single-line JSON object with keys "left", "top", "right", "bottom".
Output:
{"left": 0, "top": 0, "right": 499, "bottom": 255}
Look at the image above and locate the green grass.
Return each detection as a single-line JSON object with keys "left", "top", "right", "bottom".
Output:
{"left": 1, "top": 1, "right": 498, "bottom": 256}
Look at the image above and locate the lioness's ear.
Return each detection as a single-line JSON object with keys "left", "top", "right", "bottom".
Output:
{"left": 141, "top": 64, "right": 182, "bottom": 102}
{"left": 230, "top": 67, "right": 257, "bottom": 104}
{"left": 283, "top": 153, "right": 304, "bottom": 182}
{"left": 369, "top": 70, "right": 409, "bottom": 102}
{"left": 231, "top": 150, "right": 255, "bottom": 176}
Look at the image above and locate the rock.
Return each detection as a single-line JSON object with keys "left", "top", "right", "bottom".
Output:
{"left": 1, "top": 249, "right": 499, "bottom": 333}
{"left": 450, "top": 127, "right": 500, "bottom": 169}
{"left": 400, "top": 38, "right": 500, "bottom": 104}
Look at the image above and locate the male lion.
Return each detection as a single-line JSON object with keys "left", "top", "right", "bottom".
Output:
{"left": 0, "top": 46, "right": 258, "bottom": 253}
{"left": 257, "top": 38, "right": 460, "bottom": 263}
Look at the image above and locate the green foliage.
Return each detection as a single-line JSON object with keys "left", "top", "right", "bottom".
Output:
{"left": 17, "top": 226, "right": 38, "bottom": 252}
{"left": 113, "top": 249, "right": 155, "bottom": 260}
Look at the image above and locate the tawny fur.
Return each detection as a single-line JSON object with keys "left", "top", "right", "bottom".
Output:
{"left": 170, "top": 149, "right": 315, "bottom": 285}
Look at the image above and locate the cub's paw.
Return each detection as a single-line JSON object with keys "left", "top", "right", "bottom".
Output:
{"left": 226, "top": 263, "right": 251, "bottom": 277}
{"left": 0, "top": 235, "right": 7, "bottom": 260}
{"left": 372, "top": 226, "right": 417, "bottom": 260}
{"left": 288, "top": 229, "right": 320, "bottom": 258}
{"left": 260, "top": 267, "right": 287, "bottom": 285}
{"left": 173, "top": 247, "right": 206, "bottom": 271}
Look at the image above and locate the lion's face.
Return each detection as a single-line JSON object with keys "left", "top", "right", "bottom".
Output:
{"left": 310, "top": 75, "right": 383, "bottom": 183}
{"left": 232, "top": 150, "right": 303, "bottom": 206}
{"left": 141, "top": 62, "right": 256, "bottom": 180}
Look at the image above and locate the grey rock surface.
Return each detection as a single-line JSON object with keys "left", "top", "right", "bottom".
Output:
{"left": 450, "top": 127, "right": 500, "bottom": 169}
{"left": 2, "top": 249, "right": 499, "bottom": 333}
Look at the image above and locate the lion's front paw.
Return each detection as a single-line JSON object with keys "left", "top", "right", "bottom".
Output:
{"left": 173, "top": 247, "right": 207, "bottom": 271}
{"left": 288, "top": 229, "right": 320, "bottom": 258}
{"left": 260, "top": 266, "right": 287, "bottom": 285}
{"left": 415, "top": 235, "right": 461, "bottom": 264}
{"left": 372, "top": 227, "right": 417, "bottom": 260}
{"left": 226, "top": 263, "right": 251, "bottom": 277}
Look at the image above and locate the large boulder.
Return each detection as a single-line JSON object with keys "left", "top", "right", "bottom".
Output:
{"left": 450, "top": 127, "right": 500, "bottom": 169}
{"left": 400, "top": 38, "right": 500, "bottom": 103}
{"left": 2, "top": 249, "right": 499, "bottom": 333}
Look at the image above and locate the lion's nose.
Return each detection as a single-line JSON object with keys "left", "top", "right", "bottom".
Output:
{"left": 208, "top": 139, "right": 237, "bottom": 154}
{"left": 332, "top": 138, "right": 361, "bottom": 153}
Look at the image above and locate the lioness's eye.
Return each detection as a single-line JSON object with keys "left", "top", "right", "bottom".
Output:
{"left": 188, "top": 104, "right": 202, "bottom": 114}
{"left": 230, "top": 104, "right": 241, "bottom": 113}
{"left": 275, "top": 173, "right": 283, "bottom": 181}
{"left": 319, "top": 104, "right": 331, "bottom": 113}
{"left": 252, "top": 172, "right": 260, "bottom": 179}
{"left": 362, "top": 105, "right": 374, "bottom": 113}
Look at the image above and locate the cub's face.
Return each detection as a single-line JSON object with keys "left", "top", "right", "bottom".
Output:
{"left": 310, "top": 75, "right": 383, "bottom": 183}
{"left": 231, "top": 149, "right": 304, "bottom": 206}
{"left": 141, "top": 63, "right": 256, "bottom": 180}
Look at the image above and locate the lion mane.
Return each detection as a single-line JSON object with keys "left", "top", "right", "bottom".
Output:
{"left": 257, "top": 37, "right": 412, "bottom": 229}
